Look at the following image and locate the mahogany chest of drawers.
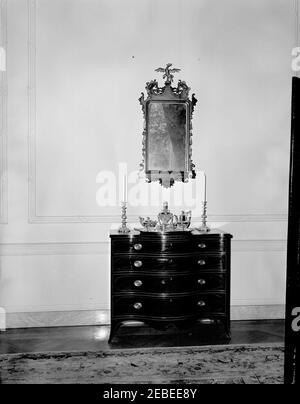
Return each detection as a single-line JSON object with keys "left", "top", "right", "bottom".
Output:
{"left": 109, "top": 229, "right": 232, "bottom": 342}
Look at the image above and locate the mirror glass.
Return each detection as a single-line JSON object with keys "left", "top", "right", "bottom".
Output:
{"left": 147, "top": 102, "right": 187, "bottom": 172}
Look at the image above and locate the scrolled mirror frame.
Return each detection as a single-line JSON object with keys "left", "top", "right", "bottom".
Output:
{"left": 139, "top": 69, "right": 197, "bottom": 188}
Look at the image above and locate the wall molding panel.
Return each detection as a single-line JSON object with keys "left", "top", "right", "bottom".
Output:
{"left": 26, "top": 0, "right": 288, "bottom": 225}
{"left": 0, "top": 0, "right": 8, "bottom": 224}
{"left": 28, "top": 0, "right": 37, "bottom": 224}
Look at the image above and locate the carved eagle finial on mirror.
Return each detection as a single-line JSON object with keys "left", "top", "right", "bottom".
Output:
{"left": 155, "top": 63, "right": 181, "bottom": 84}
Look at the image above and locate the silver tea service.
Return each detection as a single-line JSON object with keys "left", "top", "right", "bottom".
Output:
{"left": 138, "top": 202, "right": 193, "bottom": 233}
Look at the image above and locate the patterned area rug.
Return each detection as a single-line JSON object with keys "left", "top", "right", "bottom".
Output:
{"left": 0, "top": 343, "right": 284, "bottom": 384}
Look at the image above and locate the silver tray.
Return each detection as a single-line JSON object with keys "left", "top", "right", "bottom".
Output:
{"left": 134, "top": 227, "right": 194, "bottom": 234}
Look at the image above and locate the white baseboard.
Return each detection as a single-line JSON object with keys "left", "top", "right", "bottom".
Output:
{"left": 5, "top": 310, "right": 110, "bottom": 329}
{"left": 3, "top": 305, "right": 285, "bottom": 329}
{"left": 231, "top": 305, "right": 285, "bottom": 321}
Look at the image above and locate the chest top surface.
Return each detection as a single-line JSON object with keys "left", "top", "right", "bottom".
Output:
{"left": 110, "top": 229, "right": 232, "bottom": 240}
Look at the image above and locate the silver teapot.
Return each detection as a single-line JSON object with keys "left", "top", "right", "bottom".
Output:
{"left": 157, "top": 202, "right": 176, "bottom": 232}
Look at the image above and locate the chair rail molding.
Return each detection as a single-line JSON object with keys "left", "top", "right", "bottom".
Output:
{"left": 0, "top": 239, "right": 287, "bottom": 256}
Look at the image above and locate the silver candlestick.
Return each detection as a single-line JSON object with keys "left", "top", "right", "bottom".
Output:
{"left": 118, "top": 202, "right": 131, "bottom": 234}
{"left": 198, "top": 200, "right": 210, "bottom": 232}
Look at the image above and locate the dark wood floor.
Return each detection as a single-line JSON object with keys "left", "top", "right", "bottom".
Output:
{"left": 0, "top": 320, "right": 284, "bottom": 354}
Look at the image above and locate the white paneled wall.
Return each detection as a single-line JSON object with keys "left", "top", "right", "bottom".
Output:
{"left": 0, "top": 0, "right": 295, "bottom": 327}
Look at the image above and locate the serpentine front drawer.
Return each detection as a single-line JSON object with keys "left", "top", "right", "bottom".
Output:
{"left": 111, "top": 236, "right": 223, "bottom": 254}
{"left": 113, "top": 272, "right": 226, "bottom": 293}
{"left": 112, "top": 255, "right": 225, "bottom": 272}
{"left": 113, "top": 293, "right": 226, "bottom": 317}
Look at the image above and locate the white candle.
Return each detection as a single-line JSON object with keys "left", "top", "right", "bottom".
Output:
{"left": 123, "top": 172, "right": 128, "bottom": 203}
{"left": 203, "top": 172, "right": 207, "bottom": 203}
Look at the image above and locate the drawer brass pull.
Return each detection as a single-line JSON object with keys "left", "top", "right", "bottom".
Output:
{"left": 198, "top": 259, "right": 206, "bottom": 266}
{"left": 134, "top": 280, "right": 143, "bottom": 287}
{"left": 134, "top": 260, "right": 143, "bottom": 268}
{"left": 198, "top": 279, "right": 206, "bottom": 286}
{"left": 198, "top": 243, "right": 207, "bottom": 249}
{"left": 197, "top": 300, "right": 206, "bottom": 307}
{"left": 133, "top": 243, "right": 143, "bottom": 251}
{"left": 133, "top": 302, "right": 143, "bottom": 310}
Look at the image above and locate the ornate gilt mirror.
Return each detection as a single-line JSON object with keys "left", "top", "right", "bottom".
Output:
{"left": 139, "top": 64, "right": 197, "bottom": 188}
